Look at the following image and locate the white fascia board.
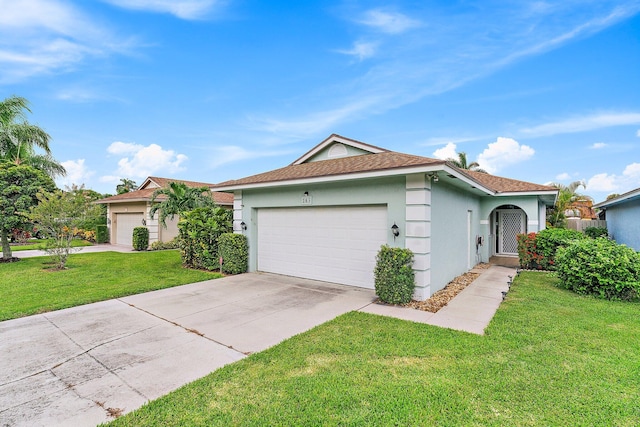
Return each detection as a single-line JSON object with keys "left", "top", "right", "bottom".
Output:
{"left": 593, "top": 188, "right": 640, "bottom": 208}
{"left": 292, "top": 135, "right": 386, "bottom": 165}
{"left": 440, "top": 166, "right": 494, "bottom": 195}
{"left": 216, "top": 164, "right": 495, "bottom": 195}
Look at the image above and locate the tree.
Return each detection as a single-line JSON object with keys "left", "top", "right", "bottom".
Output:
{"left": 29, "top": 188, "right": 104, "bottom": 269}
{"left": 446, "top": 152, "right": 488, "bottom": 173}
{"left": 548, "top": 181, "right": 590, "bottom": 228}
{"left": 116, "top": 178, "right": 138, "bottom": 194}
{"left": 0, "top": 163, "right": 56, "bottom": 261}
{"left": 0, "top": 95, "right": 66, "bottom": 178}
{"left": 149, "top": 181, "right": 215, "bottom": 227}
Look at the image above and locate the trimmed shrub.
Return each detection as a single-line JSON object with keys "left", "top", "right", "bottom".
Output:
{"left": 150, "top": 238, "right": 179, "bottom": 251}
{"left": 374, "top": 245, "right": 415, "bottom": 304}
{"left": 132, "top": 227, "right": 149, "bottom": 251}
{"left": 556, "top": 238, "right": 640, "bottom": 301}
{"left": 96, "top": 224, "right": 109, "bottom": 243}
{"left": 517, "top": 228, "right": 586, "bottom": 270}
{"left": 517, "top": 232, "right": 543, "bottom": 270}
{"left": 178, "top": 207, "right": 232, "bottom": 270}
{"left": 584, "top": 226, "right": 608, "bottom": 239}
{"left": 219, "top": 233, "right": 249, "bottom": 274}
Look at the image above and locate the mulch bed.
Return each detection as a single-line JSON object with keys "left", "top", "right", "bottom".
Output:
{"left": 0, "top": 257, "right": 21, "bottom": 263}
{"left": 405, "top": 263, "right": 492, "bottom": 313}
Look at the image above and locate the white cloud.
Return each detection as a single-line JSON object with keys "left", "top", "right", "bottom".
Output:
{"left": 336, "top": 41, "right": 378, "bottom": 61}
{"left": 556, "top": 172, "right": 572, "bottom": 180}
{"left": 432, "top": 142, "right": 458, "bottom": 160}
{"left": 623, "top": 162, "right": 640, "bottom": 178}
{"left": 102, "top": 0, "right": 221, "bottom": 20}
{"left": 586, "top": 162, "right": 640, "bottom": 193}
{"left": 476, "top": 137, "right": 535, "bottom": 174}
{"left": 587, "top": 173, "right": 618, "bottom": 192}
{"left": 357, "top": 9, "right": 421, "bottom": 34}
{"left": 590, "top": 142, "right": 607, "bottom": 149}
{"left": 106, "top": 141, "right": 188, "bottom": 178}
{"left": 520, "top": 112, "right": 640, "bottom": 138}
{"left": 56, "top": 159, "right": 94, "bottom": 188}
{"left": 0, "top": 0, "right": 133, "bottom": 82}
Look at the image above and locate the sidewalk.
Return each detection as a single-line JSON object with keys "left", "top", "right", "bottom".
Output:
{"left": 10, "top": 243, "right": 133, "bottom": 259}
{"left": 359, "top": 265, "right": 515, "bottom": 335}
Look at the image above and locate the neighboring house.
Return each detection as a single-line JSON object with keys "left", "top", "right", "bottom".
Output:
{"left": 593, "top": 187, "right": 640, "bottom": 251}
{"left": 97, "top": 177, "right": 233, "bottom": 247}
{"left": 214, "top": 134, "right": 557, "bottom": 300}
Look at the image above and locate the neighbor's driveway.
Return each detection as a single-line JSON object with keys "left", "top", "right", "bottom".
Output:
{"left": 0, "top": 273, "right": 375, "bottom": 427}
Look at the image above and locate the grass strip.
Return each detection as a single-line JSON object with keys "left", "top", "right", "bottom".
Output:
{"left": 109, "top": 272, "right": 640, "bottom": 426}
{"left": 1, "top": 250, "right": 221, "bottom": 321}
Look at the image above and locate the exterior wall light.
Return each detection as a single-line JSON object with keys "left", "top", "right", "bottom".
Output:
{"left": 240, "top": 221, "right": 247, "bottom": 231}
{"left": 428, "top": 172, "right": 439, "bottom": 182}
{"left": 303, "top": 191, "right": 309, "bottom": 196}
{"left": 391, "top": 223, "right": 400, "bottom": 238}
{"left": 141, "top": 218, "right": 147, "bottom": 226}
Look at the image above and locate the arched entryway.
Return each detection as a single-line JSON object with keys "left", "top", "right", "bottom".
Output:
{"left": 491, "top": 205, "right": 527, "bottom": 256}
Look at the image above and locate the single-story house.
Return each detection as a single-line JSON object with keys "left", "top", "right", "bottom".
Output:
{"left": 97, "top": 176, "right": 233, "bottom": 247}
{"left": 214, "top": 134, "right": 557, "bottom": 300}
{"left": 593, "top": 187, "right": 640, "bottom": 251}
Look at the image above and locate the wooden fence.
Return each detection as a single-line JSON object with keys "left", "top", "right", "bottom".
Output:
{"left": 566, "top": 218, "right": 607, "bottom": 232}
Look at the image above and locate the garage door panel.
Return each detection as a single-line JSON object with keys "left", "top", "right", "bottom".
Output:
{"left": 257, "top": 206, "right": 387, "bottom": 288}
{"left": 115, "top": 213, "right": 144, "bottom": 246}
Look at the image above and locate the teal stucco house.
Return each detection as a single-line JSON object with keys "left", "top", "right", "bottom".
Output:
{"left": 594, "top": 187, "right": 640, "bottom": 251}
{"left": 215, "top": 134, "right": 557, "bottom": 300}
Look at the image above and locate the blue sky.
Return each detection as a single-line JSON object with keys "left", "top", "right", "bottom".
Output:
{"left": 1, "top": 0, "right": 639, "bottom": 202}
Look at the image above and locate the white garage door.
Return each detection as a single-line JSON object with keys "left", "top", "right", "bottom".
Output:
{"left": 257, "top": 206, "right": 388, "bottom": 288}
{"left": 115, "top": 213, "right": 144, "bottom": 246}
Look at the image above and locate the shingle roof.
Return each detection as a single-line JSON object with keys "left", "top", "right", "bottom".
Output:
{"left": 462, "top": 170, "right": 557, "bottom": 193}
{"left": 216, "top": 151, "right": 446, "bottom": 187}
{"left": 96, "top": 177, "right": 234, "bottom": 205}
{"left": 214, "top": 149, "right": 555, "bottom": 195}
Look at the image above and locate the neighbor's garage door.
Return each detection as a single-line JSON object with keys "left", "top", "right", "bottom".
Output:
{"left": 115, "top": 213, "right": 144, "bottom": 246}
{"left": 257, "top": 206, "right": 387, "bottom": 288}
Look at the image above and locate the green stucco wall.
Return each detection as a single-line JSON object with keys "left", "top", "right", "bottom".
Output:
{"left": 430, "top": 181, "right": 482, "bottom": 293}
{"left": 240, "top": 177, "right": 406, "bottom": 272}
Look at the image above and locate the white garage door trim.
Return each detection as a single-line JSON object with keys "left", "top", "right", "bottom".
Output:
{"left": 115, "top": 213, "right": 144, "bottom": 246}
{"left": 257, "top": 205, "right": 388, "bottom": 288}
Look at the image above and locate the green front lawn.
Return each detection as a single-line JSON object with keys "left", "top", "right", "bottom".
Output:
{"left": 110, "top": 272, "right": 640, "bottom": 426}
{"left": 9, "top": 238, "right": 93, "bottom": 251}
{"left": 1, "top": 250, "right": 222, "bottom": 321}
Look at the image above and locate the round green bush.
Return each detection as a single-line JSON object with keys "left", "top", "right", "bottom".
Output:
{"left": 218, "top": 233, "right": 248, "bottom": 275}
{"left": 374, "top": 245, "right": 415, "bottom": 304}
{"left": 556, "top": 238, "right": 640, "bottom": 301}
{"left": 132, "top": 226, "right": 149, "bottom": 251}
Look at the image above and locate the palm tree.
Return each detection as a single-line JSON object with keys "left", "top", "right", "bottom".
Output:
{"left": 116, "top": 178, "right": 138, "bottom": 194}
{"left": 149, "top": 181, "right": 216, "bottom": 227}
{"left": 0, "top": 95, "right": 66, "bottom": 178}
{"left": 548, "top": 180, "right": 590, "bottom": 227}
{"left": 446, "top": 152, "right": 488, "bottom": 173}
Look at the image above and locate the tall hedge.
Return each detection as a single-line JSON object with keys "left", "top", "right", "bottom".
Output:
{"left": 556, "top": 238, "right": 640, "bottom": 301}
{"left": 219, "top": 233, "right": 249, "bottom": 274}
{"left": 374, "top": 245, "right": 415, "bottom": 304}
{"left": 132, "top": 227, "right": 149, "bottom": 251}
{"left": 178, "top": 206, "right": 232, "bottom": 270}
{"left": 96, "top": 224, "right": 109, "bottom": 243}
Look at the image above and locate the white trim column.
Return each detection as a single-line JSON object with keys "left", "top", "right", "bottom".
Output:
{"left": 233, "top": 191, "right": 244, "bottom": 234}
{"left": 145, "top": 202, "right": 159, "bottom": 244}
{"left": 405, "top": 174, "right": 432, "bottom": 300}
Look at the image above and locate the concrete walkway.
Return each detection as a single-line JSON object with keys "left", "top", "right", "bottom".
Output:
{"left": 10, "top": 243, "right": 133, "bottom": 259}
{"left": 360, "top": 265, "right": 515, "bottom": 334}
{"left": 1, "top": 265, "right": 513, "bottom": 426}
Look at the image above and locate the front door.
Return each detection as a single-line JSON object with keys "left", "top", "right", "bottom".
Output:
{"left": 497, "top": 210, "right": 525, "bottom": 255}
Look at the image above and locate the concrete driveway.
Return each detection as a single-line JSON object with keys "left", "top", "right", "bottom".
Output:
{"left": 0, "top": 273, "right": 375, "bottom": 426}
